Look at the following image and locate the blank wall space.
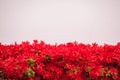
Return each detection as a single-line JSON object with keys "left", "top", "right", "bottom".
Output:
{"left": 0, "top": 0, "right": 120, "bottom": 44}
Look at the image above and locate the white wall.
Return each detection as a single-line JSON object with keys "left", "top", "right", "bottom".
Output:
{"left": 0, "top": 0, "right": 120, "bottom": 44}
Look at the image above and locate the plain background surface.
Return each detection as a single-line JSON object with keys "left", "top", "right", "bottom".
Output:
{"left": 0, "top": 0, "right": 120, "bottom": 45}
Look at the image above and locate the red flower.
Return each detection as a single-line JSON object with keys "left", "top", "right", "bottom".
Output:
{"left": 0, "top": 41, "right": 120, "bottom": 79}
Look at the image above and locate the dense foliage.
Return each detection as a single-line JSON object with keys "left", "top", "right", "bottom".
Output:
{"left": 0, "top": 40, "right": 120, "bottom": 80}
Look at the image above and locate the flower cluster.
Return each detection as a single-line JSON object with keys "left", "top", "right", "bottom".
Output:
{"left": 0, "top": 40, "right": 120, "bottom": 80}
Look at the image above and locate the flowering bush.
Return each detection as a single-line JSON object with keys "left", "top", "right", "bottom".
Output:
{"left": 0, "top": 40, "right": 120, "bottom": 80}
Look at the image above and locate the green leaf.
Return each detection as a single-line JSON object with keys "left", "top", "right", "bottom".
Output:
{"left": 86, "top": 67, "right": 92, "bottom": 72}
{"left": 101, "top": 68, "right": 104, "bottom": 76}
{"left": 70, "top": 67, "right": 79, "bottom": 74}
{"left": 74, "top": 68, "right": 78, "bottom": 72}
{"left": 63, "top": 65, "right": 67, "bottom": 70}
{"left": 27, "top": 58, "right": 35, "bottom": 67}
{"left": 45, "top": 55, "right": 51, "bottom": 61}
{"left": 27, "top": 68, "right": 35, "bottom": 78}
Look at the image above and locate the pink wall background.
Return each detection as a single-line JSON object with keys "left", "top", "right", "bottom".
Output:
{"left": 0, "top": 0, "right": 120, "bottom": 44}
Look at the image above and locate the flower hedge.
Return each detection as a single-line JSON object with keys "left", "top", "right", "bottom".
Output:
{"left": 0, "top": 40, "right": 120, "bottom": 80}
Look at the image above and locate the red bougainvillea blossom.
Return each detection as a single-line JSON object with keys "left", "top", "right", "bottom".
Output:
{"left": 0, "top": 40, "right": 120, "bottom": 80}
